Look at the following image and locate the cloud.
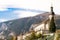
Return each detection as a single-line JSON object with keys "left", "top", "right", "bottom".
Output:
{"left": 0, "top": 0, "right": 60, "bottom": 22}
{"left": 0, "top": 0, "right": 60, "bottom": 14}
{"left": 0, "top": 0, "right": 52, "bottom": 11}
{"left": 0, "top": 5, "right": 8, "bottom": 11}
{"left": 0, "top": 7, "right": 45, "bottom": 23}
{"left": 0, "top": 19, "right": 7, "bottom": 22}
{"left": 14, "top": 11, "right": 42, "bottom": 18}
{"left": 0, "top": 8, "right": 8, "bottom": 11}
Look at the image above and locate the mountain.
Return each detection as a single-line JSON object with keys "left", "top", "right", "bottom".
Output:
{"left": 0, "top": 12, "right": 60, "bottom": 36}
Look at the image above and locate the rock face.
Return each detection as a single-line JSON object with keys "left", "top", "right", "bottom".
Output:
{"left": 0, "top": 12, "right": 60, "bottom": 35}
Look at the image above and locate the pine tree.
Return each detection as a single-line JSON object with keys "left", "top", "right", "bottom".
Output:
{"left": 49, "top": 16, "right": 56, "bottom": 33}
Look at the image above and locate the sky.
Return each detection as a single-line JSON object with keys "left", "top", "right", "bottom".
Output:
{"left": 0, "top": 0, "right": 60, "bottom": 22}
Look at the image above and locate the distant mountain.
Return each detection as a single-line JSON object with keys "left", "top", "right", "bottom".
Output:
{"left": 0, "top": 12, "right": 60, "bottom": 36}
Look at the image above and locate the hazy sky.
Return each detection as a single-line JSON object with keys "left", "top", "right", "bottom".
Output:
{"left": 0, "top": 0, "right": 60, "bottom": 22}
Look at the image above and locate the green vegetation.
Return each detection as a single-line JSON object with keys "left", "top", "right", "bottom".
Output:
{"left": 25, "top": 31, "right": 43, "bottom": 40}
{"left": 25, "top": 31, "right": 54, "bottom": 40}
{"left": 55, "top": 33, "right": 60, "bottom": 40}
{"left": 7, "top": 36, "right": 17, "bottom": 40}
{"left": 7, "top": 36, "right": 13, "bottom": 40}
{"left": 49, "top": 16, "right": 56, "bottom": 33}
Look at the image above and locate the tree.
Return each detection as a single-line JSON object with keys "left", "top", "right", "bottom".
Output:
{"left": 7, "top": 36, "right": 13, "bottom": 40}
{"left": 25, "top": 31, "right": 44, "bottom": 40}
{"left": 36, "top": 33, "right": 42, "bottom": 38}
{"left": 25, "top": 36, "right": 31, "bottom": 40}
{"left": 25, "top": 31, "right": 37, "bottom": 40}
{"left": 7, "top": 35, "right": 17, "bottom": 40}
{"left": 49, "top": 16, "right": 56, "bottom": 33}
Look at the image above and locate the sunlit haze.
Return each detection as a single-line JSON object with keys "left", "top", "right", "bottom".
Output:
{"left": 0, "top": 0, "right": 60, "bottom": 22}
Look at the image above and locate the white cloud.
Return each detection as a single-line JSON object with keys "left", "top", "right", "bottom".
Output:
{"left": 0, "top": 19, "right": 7, "bottom": 22}
{"left": 14, "top": 11, "right": 42, "bottom": 18}
{"left": 0, "top": 0, "right": 60, "bottom": 17}
{"left": 0, "top": 0, "right": 60, "bottom": 22}
{"left": 0, "top": 8, "right": 8, "bottom": 11}
{"left": 0, "top": 0, "right": 60, "bottom": 14}
{"left": 0, "top": 0, "right": 51, "bottom": 11}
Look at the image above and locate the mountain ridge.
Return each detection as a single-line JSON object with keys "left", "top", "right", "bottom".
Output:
{"left": 0, "top": 12, "right": 60, "bottom": 36}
